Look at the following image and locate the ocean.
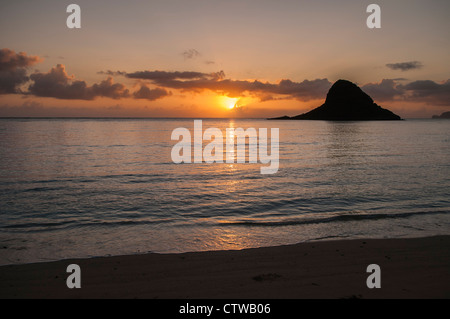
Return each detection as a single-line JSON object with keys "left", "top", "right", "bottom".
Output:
{"left": 0, "top": 118, "right": 449, "bottom": 265}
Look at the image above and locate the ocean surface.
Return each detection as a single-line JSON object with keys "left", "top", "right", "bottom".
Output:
{"left": 0, "top": 118, "right": 449, "bottom": 265}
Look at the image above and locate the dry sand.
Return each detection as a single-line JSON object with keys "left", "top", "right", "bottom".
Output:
{"left": 0, "top": 236, "right": 449, "bottom": 299}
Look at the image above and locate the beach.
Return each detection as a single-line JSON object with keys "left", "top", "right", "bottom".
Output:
{"left": 1, "top": 235, "right": 449, "bottom": 299}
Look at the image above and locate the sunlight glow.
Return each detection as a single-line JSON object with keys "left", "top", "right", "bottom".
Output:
{"left": 219, "top": 96, "right": 239, "bottom": 110}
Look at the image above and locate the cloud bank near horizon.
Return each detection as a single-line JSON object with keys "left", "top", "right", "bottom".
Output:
{"left": 1, "top": 49, "right": 450, "bottom": 108}
{"left": 29, "top": 64, "right": 130, "bottom": 100}
{"left": 126, "top": 70, "right": 332, "bottom": 101}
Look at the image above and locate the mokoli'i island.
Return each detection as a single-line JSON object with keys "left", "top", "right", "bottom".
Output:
{"left": 270, "top": 79, "right": 402, "bottom": 121}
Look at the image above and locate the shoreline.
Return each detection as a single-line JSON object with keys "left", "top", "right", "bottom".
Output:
{"left": 1, "top": 235, "right": 449, "bottom": 299}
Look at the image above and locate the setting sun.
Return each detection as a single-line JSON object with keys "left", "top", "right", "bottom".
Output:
{"left": 219, "top": 96, "right": 239, "bottom": 110}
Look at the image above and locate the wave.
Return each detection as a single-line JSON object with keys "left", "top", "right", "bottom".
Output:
{"left": 215, "top": 210, "right": 450, "bottom": 227}
{"left": 1, "top": 218, "right": 174, "bottom": 233}
{"left": 2, "top": 209, "right": 449, "bottom": 233}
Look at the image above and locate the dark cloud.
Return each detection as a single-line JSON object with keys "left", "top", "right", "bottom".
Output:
{"left": 0, "top": 48, "right": 41, "bottom": 94}
{"left": 362, "top": 78, "right": 450, "bottom": 105}
{"left": 29, "top": 64, "right": 130, "bottom": 100}
{"left": 133, "top": 85, "right": 171, "bottom": 101}
{"left": 127, "top": 69, "right": 331, "bottom": 101}
{"left": 91, "top": 77, "right": 130, "bottom": 99}
{"left": 0, "top": 48, "right": 41, "bottom": 71}
{"left": 0, "top": 68, "right": 29, "bottom": 94}
{"left": 127, "top": 70, "right": 214, "bottom": 81}
{"left": 362, "top": 79, "right": 404, "bottom": 101}
{"left": 182, "top": 49, "right": 201, "bottom": 60}
{"left": 400, "top": 79, "right": 450, "bottom": 106}
{"left": 28, "top": 64, "right": 169, "bottom": 101}
{"left": 361, "top": 78, "right": 450, "bottom": 106}
{"left": 386, "top": 61, "right": 423, "bottom": 71}
{"left": 97, "top": 70, "right": 127, "bottom": 76}
{"left": 274, "top": 79, "right": 331, "bottom": 100}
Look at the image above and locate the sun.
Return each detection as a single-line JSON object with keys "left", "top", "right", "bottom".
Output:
{"left": 219, "top": 96, "right": 239, "bottom": 110}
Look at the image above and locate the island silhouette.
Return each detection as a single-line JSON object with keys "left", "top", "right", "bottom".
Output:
{"left": 269, "top": 79, "right": 402, "bottom": 121}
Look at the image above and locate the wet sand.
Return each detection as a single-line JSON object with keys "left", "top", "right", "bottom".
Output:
{"left": 1, "top": 236, "right": 449, "bottom": 299}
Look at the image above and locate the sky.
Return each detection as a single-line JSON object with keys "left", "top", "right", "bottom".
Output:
{"left": 0, "top": 0, "right": 449, "bottom": 118}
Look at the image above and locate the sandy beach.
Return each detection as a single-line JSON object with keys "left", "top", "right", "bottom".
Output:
{"left": 0, "top": 235, "right": 449, "bottom": 299}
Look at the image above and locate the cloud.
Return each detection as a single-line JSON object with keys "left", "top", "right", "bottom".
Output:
{"left": 362, "top": 78, "right": 450, "bottom": 105}
{"left": 182, "top": 49, "right": 201, "bottom": 60}
{"left": 0, "top": 48, "right": 41, "bottom": 71}
{"left": 127, "top": 69, "right": 331, "bottom": 101}
{"left": 0, "top": 48, "right": 41, "bottom": 94}
{"left": 133, "top": 85, "right": 171, "bottom": 100}
{"left": 400, "top": 79, "right": 450, "bottom": 106}
{"left": 274, "top": 79, "right": 332, "bottom": 100}
{"left": 362, "top": 79, "right": 404, "bottom": 101}
{"left": 386, "top": 61, "right": 423, "bottom": 71}
{"left": 91, "top": 77, "right": 130, "bottom": 99}
{"left": 181, "top": 49, "right": 217, "bottom": 66}
{"left": 127, "top": 70, "right": 215, "bottom": 81}
{"left": 29, "top": 64, "right": 130, "bottom": 100}
{"left": 28, "top": 64, "right": 169, "bottom": 102}
{"left": 0, "top": 68, "right": 29, "bottom": 94}
{"left": 97, "top": 70, "right": 127, "bottom": 76}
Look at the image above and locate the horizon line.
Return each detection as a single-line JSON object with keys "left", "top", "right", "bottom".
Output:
{"left": 0, "top": 116, "right": 436, "bottom": 120}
